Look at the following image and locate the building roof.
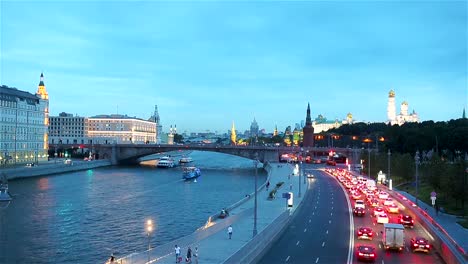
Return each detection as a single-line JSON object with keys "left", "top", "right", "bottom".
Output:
{"left": 0, "top": 85, "right": 40, "bottom": 102}
{"left": 89, "top": 114, "right": 149, "bottom": 122}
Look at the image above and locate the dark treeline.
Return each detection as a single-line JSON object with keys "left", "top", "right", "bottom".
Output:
{"left": 323, "top": 118, "right": 468, "bottom": 214}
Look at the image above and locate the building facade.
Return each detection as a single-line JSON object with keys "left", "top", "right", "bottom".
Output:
{"left": 0, "top": 73, "right": 49, "bottom": 166}
{"left": 87, "top": 115, "right": 156, "bottom": 144}
{"left": 302, "top": 103, "right": 315, "bottom": 147}
{"left": 49, "top": 112, "right": 88, "bottom": 145}
{"left": 250, "top": 118, "right": 259, "bottom": 138}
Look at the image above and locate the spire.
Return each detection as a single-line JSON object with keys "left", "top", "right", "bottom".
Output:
{"left": 230, "top": 121, "right": 237, "bottom": 145}
{"left": 36, "top": 72, "right": 49, "bottom": 100}
{"left": 305, "top": 103, "right": 312, "bottom": 126}
{"left": 463, "top": 108, "right": 466, "bottom": 119}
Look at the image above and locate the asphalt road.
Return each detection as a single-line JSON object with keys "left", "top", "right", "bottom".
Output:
{"left": 258, "top": 165, "right": 351, "bottom": 264}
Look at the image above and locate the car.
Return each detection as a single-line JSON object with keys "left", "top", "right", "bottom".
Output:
{"left": 383, "top": 198, "right": 394, "bottom": 206}
{"left": 370, "top": 199, "right": 380, "bottom": 207}
{"left": 25, "top": 163, "right": 36, "bottom": 167}
{"left": 357, "top": 227, "right": 373, "bottom": 240}
{"left": 410, "top": 237, "right": 431, "bottom": 253}
{"left": 64, "top": 159, "right": 73, "bottom": 165}
{"left": 352, "top": 192, "right": 362, "bottom": 200}
{"left": 354, "top": 200, "right": 366, "bottom": 209}
{"left": 376, "top": 213, "right": 389, "bottom": 224}
{"left": 399, "top": 215, "right": 414, "bottom": 228}
{"left": 378, "top": 191, "right": 389, "bottom": 199}
{"left": 354, "top": 207, "right": 366, "bottom": 217}
{"left": 306, "top": 173, "right": 314, "bottom": 179}
{"left": 356, "top": 245, "right": 376, "bottom": 262}
{"left": 373, "top": 207, "right": 385, "bottom": 217}
{"left": 386, "top": 203, "right": 399, "bottom": 214}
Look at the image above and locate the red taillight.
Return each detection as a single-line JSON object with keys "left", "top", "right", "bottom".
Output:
{"left": 411, "top": 220, "right": 414, "bottom": 223}
{"left": 358, "top": 232, "right": 362, "bottom": 235}
{"left": 369, "top": 254, "right": 375, "bottom": 257}
{"left": 369, "top": 232, "right": 373, "bottom": 236}
{"left": 358, "top": 252, "right": 364, "bottom": 256}
{"left": 413, "top": 243, "right": 418, "bottom": 247}
{"left": 426, "top": 245, "right": 430, "bottom": 248}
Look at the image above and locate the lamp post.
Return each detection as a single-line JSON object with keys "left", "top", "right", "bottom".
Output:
{"left": 146, "top": 219, "right": 153, "bottom": 263}
{"left": 388, "top": 149, "right": 391, "bottom": 188}
{"left": 415, "top": 150, "right": 420, "bottom": 206}
{"left": 253, "top": 154, "right": 258, "bottom": 237}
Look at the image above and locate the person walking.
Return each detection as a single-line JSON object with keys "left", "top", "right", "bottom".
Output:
{"left": 193, "top": 246, "right": 199, "bottom": 264}
{"left": 175, "top": 245, "right": 181, "bottom": 263}
{"left": 266, "top": 181, "right": 270, "bottom": 191}
{"left": 186, "top": 246, "right": 192, "bottom": 263}
{"left": 228, "top": 225, "right": 233, "bottom": 239}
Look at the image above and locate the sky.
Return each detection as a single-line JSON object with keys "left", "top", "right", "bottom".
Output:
{"left": 1, "top": 0, "right": 467, "bottom": 134}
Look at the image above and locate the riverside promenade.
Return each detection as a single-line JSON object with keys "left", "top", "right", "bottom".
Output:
{"left": 114, "top": 162, "right": 311, "bottom": 264}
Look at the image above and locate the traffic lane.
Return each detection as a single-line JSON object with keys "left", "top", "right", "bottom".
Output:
{"left": 258, "top": 170, "right": 349, "bottom": 264}
{"left": 350, "top": 201, "right": 444, "bottom": 263}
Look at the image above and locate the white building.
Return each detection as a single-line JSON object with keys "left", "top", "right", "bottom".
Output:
{"left": 88, "top": 114, "right": 156, "bottom": 144}
{"left": 311, "top": 113, "right": 354, "bottom": 133}
{"left": 0, "top": 73, "right": 49, "bottom": 165}
{"left": 387, "top": 90, "right": 419, "bottom": 125}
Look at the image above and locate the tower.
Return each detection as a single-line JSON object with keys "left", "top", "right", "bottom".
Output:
{"left": 302, "top": 103, "right": 315, "bottom": 147}
{"left": 168, "top": 125, "right": 175, "bottom": 145}
{"left": 387, "top": 90, "right": 396, "bottom": 125}
{"left": 36, "top": 72, "right": 49, "bottom": 150}
{"left": 153, "top": 105, "right": 162, "bottom": 143}
{"left": 463, "top": 108, "right": 466, "bottom": 119}
{"left": 273, "top": 124, "right": 278, "bottom": 136}
{"left": 230, "top": 122, "right": 237, "bottom": 145}
{"left": 401, "top": 101, "right": 409, "bottom": 116}
{"left": 250, "top": 117, "right": 259, "bottom": 138}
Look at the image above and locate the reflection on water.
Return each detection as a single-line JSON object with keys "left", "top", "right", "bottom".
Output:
{"left": 0, "top": 151, "right": 266, "bottom": 264}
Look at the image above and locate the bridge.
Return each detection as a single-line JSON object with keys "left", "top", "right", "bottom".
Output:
{"left": 49, "top": 143, "right": 361, "bottom": 165}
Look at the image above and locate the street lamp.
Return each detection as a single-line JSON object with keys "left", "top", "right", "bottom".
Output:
{"left": 146, "top": 219, "right": 153, "bottom": 263}
{"left": 388, "top": 149, "right": 391, "bottom": 189}
{"left": 253, "top": 154, "right": 258, "bottom": 237}
{"left": 415, "top": 150, "right": 420, "bottom": 206}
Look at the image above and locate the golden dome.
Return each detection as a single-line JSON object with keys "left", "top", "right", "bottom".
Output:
{"left": 389, "top": 90, "right": 395, "bottom": 97}
{"left": 401, "top": 101, "right": 408, "bottom": 105}
{"left": 347, "top": 113, "right": 353, "bottom": 119}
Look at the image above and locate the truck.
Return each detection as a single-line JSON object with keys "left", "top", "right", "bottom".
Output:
{"left": 382, "top": 223, "right": 405, "bottom": 251}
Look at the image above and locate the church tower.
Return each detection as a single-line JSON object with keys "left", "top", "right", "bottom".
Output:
{"left": 302, "top": 103, "right": 315, "bottom": 147}
{"left": 273, "top": 124, "right": 278, "bottom": 136}
{"left": 154, "top": 105, "right": 162, "bottom": 143}
{"left": 387, "top": 90, "right": 396, "bottom": 125}
{"left": 36, "top": 72, "right": 49, "bottom": 150}
{"left": 250, "top": 117, "right": 259, "bottom": 138}
{"left": 463, "top": 108, "right": 466, "bottom": 119}
{"left": 230, "top": 122, "right": 237, "bottom": 145}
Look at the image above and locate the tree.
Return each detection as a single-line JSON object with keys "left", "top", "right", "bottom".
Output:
{"left": 174, "top": 134, "right": 184, "bottom": 143}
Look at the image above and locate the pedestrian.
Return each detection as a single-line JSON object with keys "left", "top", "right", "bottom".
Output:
{"left": 175, "top": 245, "right": 181, "bottom": 263}
{"left": 193, "top": 246, "right": 199, "bottom": 264}
{"left": 266, "top": 181, "right": 270, "bottom": 191}
{"left": 186, "top": 246, "right": 192, "bottom": 263}
{"left": 228, "top": 225, "right": 233, "bottom": 239}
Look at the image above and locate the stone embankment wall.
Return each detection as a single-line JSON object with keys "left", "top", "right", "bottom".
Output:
{"left": 1, "top": 160, "right": 111, "bottom": 180}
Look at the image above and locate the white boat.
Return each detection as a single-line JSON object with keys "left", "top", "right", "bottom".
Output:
{"left": 179, "top": 156, "right": 193, "bottom": 164}
{"left": 157, "top": 156, "right": 175, "bottom": 168}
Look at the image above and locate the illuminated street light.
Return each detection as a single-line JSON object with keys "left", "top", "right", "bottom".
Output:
{"left": 146, "top": 219, "right": 153, "bottom": 263}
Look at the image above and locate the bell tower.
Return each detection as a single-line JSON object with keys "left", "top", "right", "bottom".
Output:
{"left": 36, "top": 72, "right": 49, "bottom": 150}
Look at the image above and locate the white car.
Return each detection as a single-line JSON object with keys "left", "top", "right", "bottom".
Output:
{"left": 387, "top": 203, "right": 399, "bottom": 214}
{"left": 354, "top": 200, "right": 366, "bottom": 210}
{"left": 373, "top": 207, "right": 385, "bottom": 217}
{"left": 376, "top": 213, "right": 389, "bottom": 224}
{"left": 378, "top": 191, "right": 389, "bottom": 200}
{"left": 383, "top": 198, "right": 394, "bottom": 206}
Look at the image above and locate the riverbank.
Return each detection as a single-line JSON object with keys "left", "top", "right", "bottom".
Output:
{"left": 0, "top": 160, "right": 112, "bottom": 180}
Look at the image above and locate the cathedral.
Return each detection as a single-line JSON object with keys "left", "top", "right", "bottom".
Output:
{"left": 387, "top": 90, "right": 419, "bottom": 125}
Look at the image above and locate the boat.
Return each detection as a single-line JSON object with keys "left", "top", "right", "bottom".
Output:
{"left": 157, "top": 156, "right": 175, "bottom": 168}
{"left": 0, "top": 174, "right": 12, "bottom": 201}
{"left": 179, "top": 156, "right": 193, "bottom": 164}
{"left": 182, "top": 166, "right": 201, "bottom": 180}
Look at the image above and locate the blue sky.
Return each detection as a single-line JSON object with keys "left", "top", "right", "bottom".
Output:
{"left": 1, "top": 1, "right": 466, "bottom": 134}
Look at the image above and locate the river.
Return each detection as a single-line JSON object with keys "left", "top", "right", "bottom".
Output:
{"left": 0, "top": 151, "right": 266, "bottom": 264}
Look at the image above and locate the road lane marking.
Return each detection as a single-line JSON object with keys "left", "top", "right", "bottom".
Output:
{"left": 315, "top": 257, "right": 319, "bottom": 263}
{"left": 332, "top": 201, "right": 334, "bottom": 204}
{"left": 304, "top": 228, "right": 307, "bottom": 232}
{"left": 330, "top": 212, "right": 333, "bottom": 216}
{"left": 326, "top": 230, "right": 328, "bottom": 234}
{"left": 329, "top": 220, "right": 332, "bottom": 224}
{"left": 379, "top": 244, "right": 382, "bottom": 248}
{"left": 322, "top": 242, "right": 325, "bottom": 247}
{"left": 332, "top": 206, "right": 334, "bottom": 210}
{"left": 313, "top": 212, "right": 315, "bottom": 215}
{"left": 309, "top": 219, "right": 311, "bottom": 223}
{"left": 285, "top": 255, "right": 290, "bottom": 262}
{"left": 381, "top": 260, "right": 384, "bottom": 264}
{"left": 406, "top": 247, "right": 409, "bottom": 252}
{"left": 296, "top": 241, "right": 300, "bottom": 246}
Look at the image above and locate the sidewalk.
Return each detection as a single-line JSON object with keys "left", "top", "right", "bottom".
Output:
{"left": 393, "top": 189, "right": 468, "bottom": 255}
{"left": 115, "top": 162, "right": 309, "bottom": 264}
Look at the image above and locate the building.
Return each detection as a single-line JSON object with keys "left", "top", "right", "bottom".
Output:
{"left": 148, "top": 105, "right": 162, "bottom": 143}
{"left": 0, "top": 73, "right": 49, "bottom": 166}
{"left": 387, "top": 90, "right": 419, "bottom": 125}
{"left": 49, "top": 112, "right": 88, "bottom": 145}
{"left": 302, "top": 103, "right": 315, "bottom": 147}
{"left": 167, "top": 125, "right": 176, "bottom": 145}
{"left": 250, "top": 118, "right": 259, "bottom": 138}
{"left": 87, "top": 114, "right": 156, "bottom": 144}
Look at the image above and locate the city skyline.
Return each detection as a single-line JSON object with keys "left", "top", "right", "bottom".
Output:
{"left": 1, "top": 1, "right": 466, "bottom": 133}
